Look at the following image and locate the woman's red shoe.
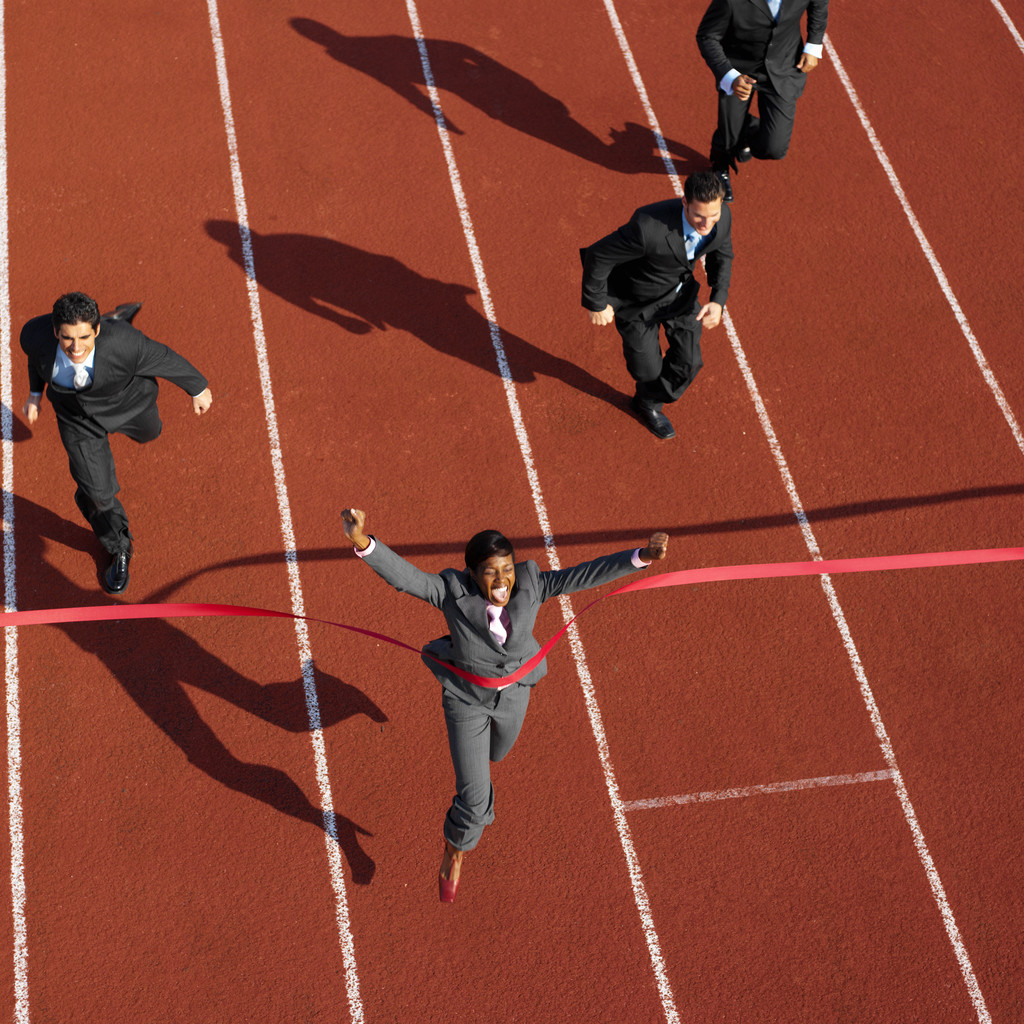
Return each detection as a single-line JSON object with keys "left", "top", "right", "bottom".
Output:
{"left": 439, "top": 841, "right": 464, "bottom": 903}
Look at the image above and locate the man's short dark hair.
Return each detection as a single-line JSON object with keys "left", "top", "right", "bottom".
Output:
{"left": 465, "top": 530, "right": 514, "bottom": 571}
{"left": 683, "top": 170, "right": 726, "bottom": 205}
{"left": 51, "top": 292, "right": 100, "bottom": 331}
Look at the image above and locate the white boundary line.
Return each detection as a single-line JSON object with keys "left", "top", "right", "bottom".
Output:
{"left": 723, "top": 310, "right": 992, "bottom": 1024}
{"left": 825, "top": 35, "right": 1024, "bottom": 459}
{"left": 812, "top": 36, "right": 1016, "bottom": 1021}
{"left": 989, "top": 0, "right": 1024, "bottom": 56}
{"left": 402, "top": 2, "right": 681, "bottom": 1021}
{"left": 624, "top": 770, "right": 895, "bottom": 812}
{"left": 600, "top": 6, "right": 993, "bottom": 1022}
{"left": 597, "top": 0, "right": 681, "bottom": 193}
{"left": 203, "top": 5, "right": 363, "bottom": 1022}
{"left": 0, "top": 2, "right": 29, "bottom": 1020}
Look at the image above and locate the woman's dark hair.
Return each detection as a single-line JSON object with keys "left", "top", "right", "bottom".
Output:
{"left": 51, "top": 292, "right": 100, "bottom": 330}
{"left": 465, "top": 530, "right": 514, "bottom": 571}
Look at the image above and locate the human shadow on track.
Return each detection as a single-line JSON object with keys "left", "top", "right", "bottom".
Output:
{"left": 2, "top": 402, "right": 33, "bottom": 442}
{"left": 206, "top": 219, "right": 628, "bottom": 411}
{"left": 144, "top": 481, "right": 1024, "bottom": 590}
{"left": 290, "top": 18, "right": 704, "bottom": 175}
{"left": 13, "top": 494, "right": 383, "bottom": 885}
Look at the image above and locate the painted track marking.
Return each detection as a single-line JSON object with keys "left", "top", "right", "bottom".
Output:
{"left": 988, "top": 0, "right": 1024, "bottom": 56}
{"left": 624, "top": 770, "right": 895, "bottom": 812}
{"left": 0, "top": 3, "right": 1011, "bottom": 1022}
{"left": 0, "top": 2, "right": 29, "bottom": 1020}
{"left": 402, "top": 1, "right": 681, "bottom": 1020}
{"left": 826, "top": 35, "right": 1024, "bottom": 460}
{"left": 813, "top": 34, "right": 1013, "bottom": 1021}
{"left": 203, "top": 4, "right": 364, "bottom": 1021}
{"left": 724, "top": 311, "right": 994, "bottom": 1024}
{"left": 601, "top": 6, "right": 993, "bottom": 1022}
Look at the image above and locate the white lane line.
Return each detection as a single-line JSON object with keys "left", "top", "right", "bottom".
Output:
{"left": 988, "top": 0, "right": 1024, "bottom": 56}
{"left": 826, "top": 35, "right": 1024, "bottom": 460}
{"left": 624, "top": 770, "right": 895, "bottom": 812}
{"left": 0, "top": 3, "right": 29, "bottom": 1020}
{"left": 725, "top": 310, "right": 993, "bottom": 1024}
{"left": 597, "top": 0, "right": 681, "bottom": 192}
{"left": 601, "top": 8, "right": 992, "bottom": 1021}
{"left": 402, "top": 3, "right": 680, "bottom": 1022}
{"left": 821, "top": 41, "right": 996, "bottom": 1021}
{"left": 203, "top": 5, "right": 363, "bottom": 1022}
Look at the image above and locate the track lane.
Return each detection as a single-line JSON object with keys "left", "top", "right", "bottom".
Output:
{"left": 5, "top": 1, "right": 370, "bottom": 1019}
{"left": 825, "top": 0, "right": 1024, "bottom": 426}
{"left": 631, "top": 782, "right": 985, "bottom": 1022}
{"left": 3, "top": 0, "right": 1021, "bottom": 1019}
{"left": 415, "top": 4, "right": 1015, "bottom": 1019}
{"left": 301, "top": 0, "right": 1015, "bottom": 1015}
{"left": 609, "top": 1, "right": 1022, "bottom": 1018}
{"left": 206, "top": 0, "right": 680, "bottom": 1018}
{"left": 288, "top": 0, "right": 999, "bottom": 1019}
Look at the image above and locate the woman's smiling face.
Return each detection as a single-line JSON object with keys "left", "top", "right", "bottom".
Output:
{"left": 471, "top": 554, "right": 516, "bottom": 606}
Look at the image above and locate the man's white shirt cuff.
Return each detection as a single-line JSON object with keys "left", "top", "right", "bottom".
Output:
{"left": 355, "top": 537, "right": 376, "bottom": 557}
{"left": 720, "top": 68, "right": 741, "bottom": 94}
{"left": 723, "top": 45, "right": 821, "bottom": 94}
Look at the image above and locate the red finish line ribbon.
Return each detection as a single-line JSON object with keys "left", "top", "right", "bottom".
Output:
{"left": 3, "top": 547, "right": 1022, "bottom": 688}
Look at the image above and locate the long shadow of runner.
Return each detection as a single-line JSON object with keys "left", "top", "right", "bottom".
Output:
{"left": 206, "top": 220, "right": 627, "bottom": 410}
{"left": 290, "top": 18, "right": 704, "bottom": 175}
{"left": 14, "top": 494, "right": 384, "bottom": 884}
{"left": 141, "top": 483, "right": 1024, "bottom": 604}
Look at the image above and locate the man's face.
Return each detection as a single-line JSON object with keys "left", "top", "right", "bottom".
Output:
{"left": 54, "top": 320, "right": 99, "bottom": 364}
{"left": 682, "top": 197, "right": 723, "bottom": 236}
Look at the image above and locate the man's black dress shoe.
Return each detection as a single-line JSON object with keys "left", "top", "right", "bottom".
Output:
{"left": 715, "top": 168, "right": 734, "bottom": 203}
{"left": 630, "top": 397, "right": 675, "bottom": 440}
{"left": 103, "top": 302, "right": 143, "bottom": 324}
{"left": 102, "top": 549, "right": 132, "bottom": 594}
{"left": 736, "top": 115, "right": 758, "bottom": 163}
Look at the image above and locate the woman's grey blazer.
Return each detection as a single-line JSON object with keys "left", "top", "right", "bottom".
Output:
{"left": 361, "top": 539, "right": 644, "bottom": 704}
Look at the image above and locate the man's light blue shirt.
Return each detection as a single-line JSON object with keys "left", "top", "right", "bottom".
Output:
{"left": 674, "top": 208, "right": 708, "bottom": 294}
{"left": 682, "top": 209, "right": 704, "bottom": 262}
{"left": 51, "top": 345, "right": 96, "bottom": 389}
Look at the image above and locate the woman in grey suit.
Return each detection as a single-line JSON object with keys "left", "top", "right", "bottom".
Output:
{"left": 341, "top": 507, "right": 668, "bottom": 902}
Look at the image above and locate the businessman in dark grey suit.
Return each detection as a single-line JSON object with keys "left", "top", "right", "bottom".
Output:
{"left": 21, "top": 292, "right": 213, "bottom": 593}
{"left": 581, "top": 170, "right": 732, "bottom": 440}
{"left": 697, "top": 0, "right": 829, "bottom": 201}
{"left": 341, "top": 507, "right": 669, "bottom": 903}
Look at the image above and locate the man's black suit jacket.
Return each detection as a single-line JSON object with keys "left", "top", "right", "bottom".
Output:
{"left": 697, "top": 0, "right": 829, "bottom": 101}
{"left": 580, "top": 199, "right": 733, "bottom": 323}
{"left": 20, "top": 315, "right": 208, "bottom": 436}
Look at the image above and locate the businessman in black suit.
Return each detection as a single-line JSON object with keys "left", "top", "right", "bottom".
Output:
{"left": 697, "top": 0, "right": 829, "bottom": 201}
{"left": 580, "top": 170, "right": 732, "bottom": 440}
{"left": 21, "top": 292, "right": 213, "bottom": 593}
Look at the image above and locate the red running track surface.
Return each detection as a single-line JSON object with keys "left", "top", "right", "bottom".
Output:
{"left": 1, "top": 0, "right": 1022, "bottom": 1021}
